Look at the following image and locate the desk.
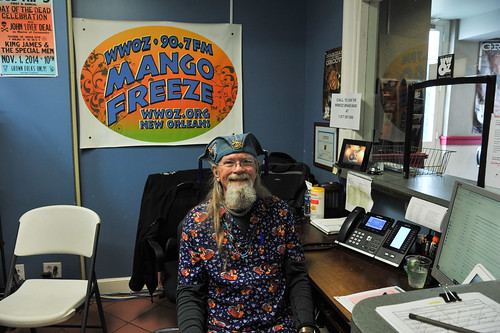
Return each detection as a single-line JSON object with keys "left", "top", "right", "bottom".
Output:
{"left": 298, "top": 221, "right": 414, "bottom": 333}
{"left": 351, "top": 280, "right": 500, "bottom": 333}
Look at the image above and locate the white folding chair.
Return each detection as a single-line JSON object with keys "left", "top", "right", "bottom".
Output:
{"left": 0, "top": 205, "right": 107, "bottom": 332}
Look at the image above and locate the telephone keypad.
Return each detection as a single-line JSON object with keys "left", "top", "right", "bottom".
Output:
{"left": 348, "top": 230, "right": 365, "bottom": 246}
{"left": 347, "top": 230, "right": 384, "bottom": 253}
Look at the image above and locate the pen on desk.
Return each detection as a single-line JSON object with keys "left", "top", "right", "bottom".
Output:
{"left": 424, "top": 234, "right": 433, "bottom": 255}
{"left": 408, "top": 313, "right": 479, "bottom": 333}
{"left": 424, "top": 240, "right": 430, "bottom": 255}
{"left": 429, "top": 236, "right": 440, "bottom": 257}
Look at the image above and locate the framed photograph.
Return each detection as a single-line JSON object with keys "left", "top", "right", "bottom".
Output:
{"left": 337, "top": 139, "right": 373, "bottom": 172}
{"left": 314, "top": 123, "right": 338, "bottom": 171}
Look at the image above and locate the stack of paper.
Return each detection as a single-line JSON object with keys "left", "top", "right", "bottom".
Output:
{"left": 310, "top": 217, "right": 346, "bottom": 234}
{"left": 335, "top": 286, "right": 405, "bottom": 313}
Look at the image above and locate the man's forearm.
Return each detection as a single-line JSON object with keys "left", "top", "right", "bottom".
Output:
{"left": 285, "top": 259, "right": 318, "bottom": 331}
{"left": 176, "top": 284, "right": 207, "bottom": 332}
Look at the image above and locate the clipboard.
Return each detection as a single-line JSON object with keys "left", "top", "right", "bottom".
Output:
{"left": 376, "top": 291, "right": 500, "bottom": 332}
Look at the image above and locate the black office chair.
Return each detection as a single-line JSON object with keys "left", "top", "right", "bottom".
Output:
{"left": 151, "top": 222, "right": 186, "bottom": 333}
{"left": 259, "top": 152, "right": 316, "bottom": 217}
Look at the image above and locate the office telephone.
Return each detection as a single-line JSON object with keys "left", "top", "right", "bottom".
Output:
{"left": 335, "top": 206, "right": 421, "bottom": 267}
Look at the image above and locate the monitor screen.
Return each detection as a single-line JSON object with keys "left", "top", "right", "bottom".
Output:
{"left": 365, "top": 216, "right": 387, "bottom": 230}
{"left": 389, "top": 226, "right": 411, "bottom": 250}
{"left": 431, "top": 181, "right": 500, "bottom": 285}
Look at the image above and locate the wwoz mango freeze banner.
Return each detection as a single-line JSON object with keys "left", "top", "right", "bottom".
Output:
{"left": 73, "top": 19, "right": 242, "bottom": 148}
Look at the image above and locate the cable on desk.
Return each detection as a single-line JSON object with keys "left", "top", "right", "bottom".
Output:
{"left": 302, "top": 242, "right": 337, "bottom": 251}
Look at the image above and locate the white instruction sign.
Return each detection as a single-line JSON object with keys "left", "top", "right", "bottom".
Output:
{"left": 485, "top": 114, "right": 500, "bottom": 190}
{"left": 330, "top": 93, "right": 361, "bottom": 130}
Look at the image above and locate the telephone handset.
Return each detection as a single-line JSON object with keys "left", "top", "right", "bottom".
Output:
{"left": 336, "top": 207, "right": 394, "bottom": 257}
{"left": 335, "top": 207, "right": 394, "bottom": 257}
{"left": 337, "top": 206, "right": 365, "bottom": 243}
{"left": 335, "top": 206, "right": 421, "bottom": 267}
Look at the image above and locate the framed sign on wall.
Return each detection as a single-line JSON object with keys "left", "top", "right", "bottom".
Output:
{"left": 314, "top": 122, "right": 338, "bottom": 171}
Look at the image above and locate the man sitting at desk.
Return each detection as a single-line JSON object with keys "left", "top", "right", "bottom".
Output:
{"left": 177, "top": 133, "right": 317, "bottom": 333}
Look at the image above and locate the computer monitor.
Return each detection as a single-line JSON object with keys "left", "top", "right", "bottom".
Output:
{"left": 431, "top": 181, "right": 500, "bottom": 285}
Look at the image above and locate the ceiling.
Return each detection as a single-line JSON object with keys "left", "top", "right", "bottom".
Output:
{"left": 431, "top": 0, "right": 500, "bottom": 20}
{"left": 431, "top": 0, "right": 500, "bottom": 40}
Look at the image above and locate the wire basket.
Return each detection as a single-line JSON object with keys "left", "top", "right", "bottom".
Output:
{"left": 371, "top": 145, "right": 455, "bottom": 176}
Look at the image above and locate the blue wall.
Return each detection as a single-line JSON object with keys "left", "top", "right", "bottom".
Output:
{"left": 303, "top": 0, "right": 344, "bottom": 182}
{"left": 0, "top": 0, "right": 344, "bottom": 280}
{"left": 0, "top": 0, "right": 77, "bottom": 279}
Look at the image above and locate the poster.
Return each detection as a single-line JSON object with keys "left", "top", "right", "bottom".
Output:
{"left": 437, "top": 53, "right": 454, "bottom": 79}
{"left": 473, "top": 39, "right": 500, "bottom": 133}
{"left": 378, "top": 44, "right": 428, "bottom": 143}
{"left": 0, "top": 0, "right": 57, "bottom": 77}
{"left": 322, "top": 46, "right": 342, "bottom": 120}
{"left": 73, "top": 19, "right": 243, "bottom": 148}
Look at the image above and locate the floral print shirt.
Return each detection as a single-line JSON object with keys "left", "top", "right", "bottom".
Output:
{"left": 178, "top": 196, "right": 306, "bottom": 332}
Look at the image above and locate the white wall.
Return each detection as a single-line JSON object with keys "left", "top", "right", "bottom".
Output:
{"left": 444, "top": 145, "right": 480, "bottom": 181}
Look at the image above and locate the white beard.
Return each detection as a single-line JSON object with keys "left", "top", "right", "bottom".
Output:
{"left": 224, "top": 174, "right": 257, "bottom": 212}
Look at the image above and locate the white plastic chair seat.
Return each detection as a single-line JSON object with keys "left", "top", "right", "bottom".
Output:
{"left": 0, "top": 205, "right": 106, "bottom": 331}
{"left": 0, "top": 279, "right": 88, "bottom": 328}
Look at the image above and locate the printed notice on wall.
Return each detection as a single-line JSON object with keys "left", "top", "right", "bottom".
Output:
{"left": 330, "top": 93, "right": 361, "bottom": 130}
{"left": 0, "top": 0, "right": 57, "bottom": 77}
{"left": 485, "top": 114, "right": 500, "bottom": 189}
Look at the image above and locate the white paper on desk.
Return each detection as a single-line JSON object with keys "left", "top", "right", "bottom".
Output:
{"left": 405, "top": 197, "right": 448, "bottom": 232}
{"left": 310, "top": 217, "right": 346, "bottom": 234}
{"left": 346, "top": 171, "right": 374, "bottom": 212}
{"left": 376, "top": 292, "right": 500, "bottom": 333}
{"left": 334, "top": 286, "right": 405, "bottom": 313}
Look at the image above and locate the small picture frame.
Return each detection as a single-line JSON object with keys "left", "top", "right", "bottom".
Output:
{"left": 314, "top": 123, "right": 338, "bottom": 171}
{"left": 337, "top": 139, "right": 372, "bottom": 172}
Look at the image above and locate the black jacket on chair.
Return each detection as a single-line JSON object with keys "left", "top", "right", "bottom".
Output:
{"left": 129, "top": 169, "right": 211, "bottom": 299}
